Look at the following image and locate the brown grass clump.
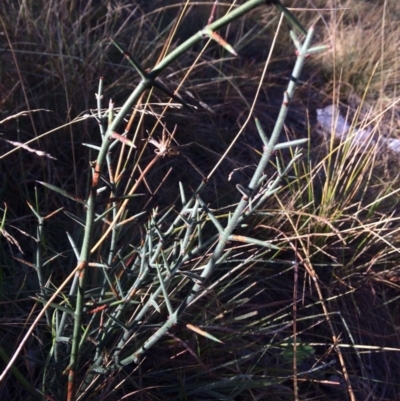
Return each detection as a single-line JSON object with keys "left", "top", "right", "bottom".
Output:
{"left": 1, "top": 1, "right": 400, "bottom": 400}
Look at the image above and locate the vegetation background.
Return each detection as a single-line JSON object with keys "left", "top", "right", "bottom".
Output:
{"left": 1, "top": 0, "right": 400, "bottom": 400}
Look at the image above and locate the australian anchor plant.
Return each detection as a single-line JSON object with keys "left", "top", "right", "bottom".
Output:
{"left": 0, "top": 1, "right": 330, "bottom": 400}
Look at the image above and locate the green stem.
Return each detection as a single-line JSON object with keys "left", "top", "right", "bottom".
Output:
{"left": 68, "top": 0, "right": 306, "bottom": 396}
{"left": 123, "top": 26, "right": 315, "bottom": 366}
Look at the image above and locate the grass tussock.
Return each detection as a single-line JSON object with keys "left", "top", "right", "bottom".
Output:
{"left": 1, "top": 1, "right": 400, "bottom": 401}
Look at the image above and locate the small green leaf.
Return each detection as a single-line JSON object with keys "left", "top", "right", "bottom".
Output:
{"left": 187, "top": 324, "right": 224, "bottom": 344}
{"left": 229, "top": 234, "right": 280, "bottom": 250}
{"left": 202, "top": 28, "right": 237, "bottom": 56}
{"left": 281, "top": 338, "right": 315, "bottom": 364}
{"left": 32, "top": 297, "right": 75, "bottom": 315}
{"left": 37, "top": 181, "right": 86, "bottom": 204}
{"left": 273, "top": 138, "right": 308, "bottom": 150}
{"left": 178, "top": 270, "right": 204, "bottom": 283}
{"left": 306, "top": 45, "right": 330, "bottom": 55}
{"left": 150, "top": 299, "right": 161, "bottom": 313}
{"left": 110, "top": 131, "right": 136, "bottom": 148}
